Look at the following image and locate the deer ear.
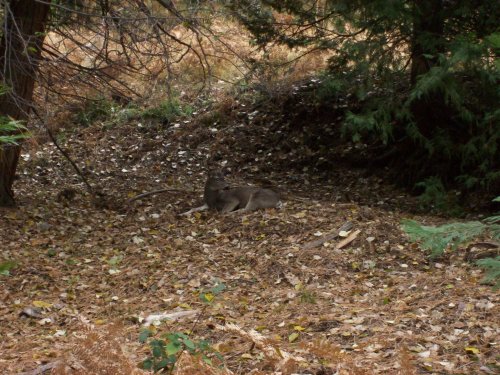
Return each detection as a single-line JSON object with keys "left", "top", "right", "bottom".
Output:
{"left": 207, "top": 168, "right": 224, "bottom": 179}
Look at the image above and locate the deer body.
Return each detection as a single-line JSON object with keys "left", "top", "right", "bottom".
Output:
{"left": 204, "top": 171, "right": 281, "bottom": 213}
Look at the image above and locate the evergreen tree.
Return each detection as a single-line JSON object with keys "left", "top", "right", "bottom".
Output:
{"left": 227, "top": 0, "right": 500, "bottom": 190}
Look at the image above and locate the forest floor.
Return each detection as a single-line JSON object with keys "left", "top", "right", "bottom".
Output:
{"left": 0, "top": 99, "right": 498, "bottom": 375}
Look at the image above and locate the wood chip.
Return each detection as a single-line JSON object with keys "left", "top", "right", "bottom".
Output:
{"left": 301, "top": 221, "right": 354, "bottom": 250}
{"left": 335, "top": 229, "right": 361, "bottom": 250}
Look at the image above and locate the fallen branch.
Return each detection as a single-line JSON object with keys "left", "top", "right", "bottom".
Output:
{"left": 301, "top": 221, "right": 353, "bottom": 250}
{"left": 33, "top": 108, "right": 96, "bottom": 198}
{"left": 464, "top": 241, "right": 500, "bottom": 261}
{"left": 128, "top": 188, "right": 191, "bottom": 203}
{"left": 335, "top": 229, "right": 361, "bottom": 250}
{"left": 142, "top": 309, "right": 200, "bottom": 326}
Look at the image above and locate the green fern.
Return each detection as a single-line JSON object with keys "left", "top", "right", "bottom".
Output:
{"left": 484, "top": 197, "right": 500, "bottom": 226}
{"left": 0, "top": 116, "right": 30, "bottom": 144}
{"left": 402, "top": 197, "right": 500, "bottom": 264}
{"left": 415, "top": 177, "right": 462, "bottom": 215}
{"left": 476, "top": 257, "right": 500, "bottom": 289}
{"left": 401, "top": 219, "right": 490, "bottom": 258}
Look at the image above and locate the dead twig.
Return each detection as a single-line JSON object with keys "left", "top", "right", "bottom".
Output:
{"left": 142, "top": 309, "right": 200, "bottom": 326}
{"left": 128, "top": 188, "right": 194, "bottom": 203}
{"left": 301, "top": 221, "right": 353, "bottom": 250}
{"left": 464, "top": 241, "right": 500, "bottom": 262}
{"left": 335, "top": 229, "right": 361, "bottom": 250}
{"left": 33, "top": 105, "right": 97, "bottom": 198}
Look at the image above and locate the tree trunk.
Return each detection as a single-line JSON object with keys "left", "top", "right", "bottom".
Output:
{"left": 410, "top": 0, "right": 444, "bottom": 84}
{"left": 410, "top": 0, "right": 445, "bottom": 139}
{"left": 0, "top": 0, "right": 50, "bottom": 206}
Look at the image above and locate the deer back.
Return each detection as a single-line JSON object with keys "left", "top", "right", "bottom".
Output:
{"left": 204, "top": 171, "right": 281, "bottom": 213}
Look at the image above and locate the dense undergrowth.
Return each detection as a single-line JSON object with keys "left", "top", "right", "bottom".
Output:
{"left": 250, "top": 69, "right": 499, "bottom": 214}
{"left": 230, "top": 0, "right": 500, "bottom": 209}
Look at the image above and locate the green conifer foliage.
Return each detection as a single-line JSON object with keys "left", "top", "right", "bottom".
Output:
{"left": 227, "top": 0, "right": 500, "bottom": 191}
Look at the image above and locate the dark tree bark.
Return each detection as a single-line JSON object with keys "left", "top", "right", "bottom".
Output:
{"left": 0, "top": 0, "right": 50, "bottom": 206}
{"left": 410, "top": 0, "right": 446, "bottom": 139}
{"left": 410, "top": 0, "right": 444, "bottom": 85}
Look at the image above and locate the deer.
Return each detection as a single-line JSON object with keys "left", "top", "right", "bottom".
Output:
{"left": 180, "top": 170, "right": 281, "bottom": 215}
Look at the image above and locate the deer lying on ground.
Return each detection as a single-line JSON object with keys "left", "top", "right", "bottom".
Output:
{"left": 181, "top": 170, "right": 281, "bottom": 215}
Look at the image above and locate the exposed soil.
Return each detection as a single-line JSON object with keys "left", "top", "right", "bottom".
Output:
{"left": 0, "top": 101, "right": 498, "bottom": 374}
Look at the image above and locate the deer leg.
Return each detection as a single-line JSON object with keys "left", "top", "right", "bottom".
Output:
{"left": 180, "top": 203, "right": 209, "bottom": 216}
{"left": 243, "top": 193, "right": 259, "bottom": 211}
{"left": 219, "top": 197, "right": 240, "bottom": 213}
{"left": 226, "top": 193, "right": 256, "bottom": 215}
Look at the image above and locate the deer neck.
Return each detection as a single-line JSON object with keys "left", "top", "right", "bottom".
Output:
{"left": 204, "top": 186, "right": 218, "bottom": 208}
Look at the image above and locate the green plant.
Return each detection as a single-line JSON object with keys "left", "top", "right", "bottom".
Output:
{"left": 115, "top": 107, "right": 141, "bottom": 122}
{"left": 312, "top": 75, "right": 346, "bottom": 104}
{"left": 73, "top": 97, "right": 144, "bottom": 128}
{"left": 141, "top": 99, "right": 192, "bottom": 124}
{"left": 0, "top": 84, "right": 30, "bottom": 144}
{"left": 402, "top": 219, "right": 493, "bottom": 259}
{"left": 74, "top": 97, "right": 115, "bottom": 127}
{"left": 484, "top": 196, "right": 500, "bottom": 224}
{"left": 402, "top": 197, "right": 500, "bottom": 287}
{"left": 476, "top": 257, "right": 500, "bottom": 289}
{"left": 139, "top": 282, "right": 226, "bottom": 373}
{"left": 415, "top": 176, "right": 462, "bottom": 215}
{"left": 231, "top": 1, "right": 500, "bottom": 192}
{"left": 140, "top": 331, "right": 222, "bottom": 372}
{"left": 344, "top": 109, "right": 393, "bottom": 145}
{"left": 299, "top": 290, "right": 316, "bottom": 304}
{"left": 56, "top": 130, "right": 68, "bottom": 144}
{"left": 0, "top": 261, "right": 16, "bottom": 276}
{"left": 0, "top": 117, "right": 30, "bottom": 144}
